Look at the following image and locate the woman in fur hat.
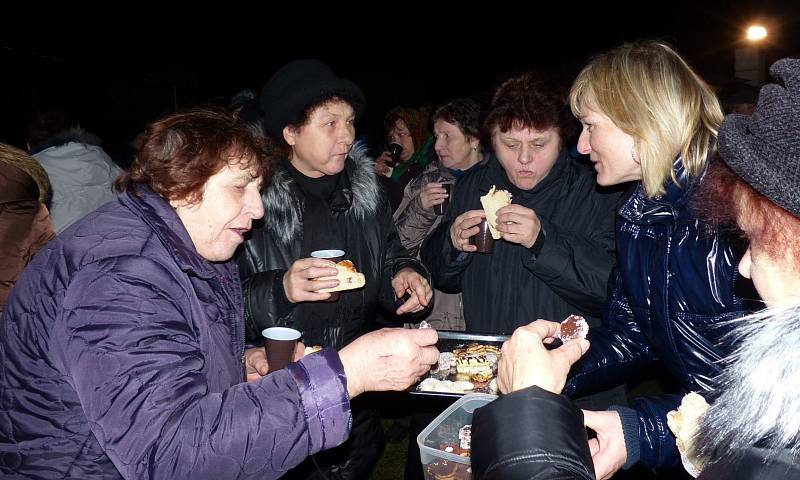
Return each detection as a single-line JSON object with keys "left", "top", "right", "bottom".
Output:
{"left": 237, "top": 59, "right": 433, "bottom": 480}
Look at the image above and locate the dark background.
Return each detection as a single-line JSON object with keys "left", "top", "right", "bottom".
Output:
{"left": 2, "top": 2, "right": 798, "bottom": 163}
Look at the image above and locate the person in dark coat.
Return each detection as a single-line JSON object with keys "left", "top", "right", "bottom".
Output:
{"left": 0, "top": 108, "right": 439, "bottom": 480}
{"left": 236, "top": 59, "right": 433, "bottom": 480}
{"left": 421, "top": 72, "right": 619, "bottom": 334}
{"left": 471, "top": 57, "right": 800, "bottom": 480}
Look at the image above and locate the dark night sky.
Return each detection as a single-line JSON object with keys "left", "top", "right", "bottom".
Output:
{"left": 2, "top": 2, "right": 798, "bottom": 162}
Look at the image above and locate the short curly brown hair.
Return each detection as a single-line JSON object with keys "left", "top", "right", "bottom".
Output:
{"left": 483, "top": 72, "right": 576, "bottom": 143}
{"left": 116, "top": 108, "right": 275, "bottom": 204}
{"left": 432, "top": 98, "right": 482, "bottom": 141}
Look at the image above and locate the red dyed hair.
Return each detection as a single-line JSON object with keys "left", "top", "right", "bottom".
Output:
{"left": 117, "top": 108, "right": 275, "bottom": 204}
{"left": 697, "top": 158, "right": 800, "bottom": 259}
{"left": 483, "top": 72, "right": 577, "bottom": 143}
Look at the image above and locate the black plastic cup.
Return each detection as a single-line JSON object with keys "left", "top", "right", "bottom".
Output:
{"left": 469, "top": 219, "right": 495, "bottom": 253}
{"left": 434, "top": 182, "right": 453, "bottom": 216}
{"left": 387, "top": 143, "right": 403, "bottom": 167}
{"left": 262, "top": 327, "right": 301, "bottom": 373}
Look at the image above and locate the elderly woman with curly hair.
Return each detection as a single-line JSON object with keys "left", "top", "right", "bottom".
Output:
{"left": 0, "top": 108, "right": 438, "bottom": 480}
{"left": 393, "top": 98, "right": 486, "bottom": 330}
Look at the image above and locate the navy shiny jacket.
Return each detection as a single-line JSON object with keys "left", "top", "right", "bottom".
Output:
{"left": 564, "top": 158, "right": 747, "bottom": 469}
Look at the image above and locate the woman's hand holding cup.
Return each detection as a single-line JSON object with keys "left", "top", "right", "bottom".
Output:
{"left": 449, "top": 210, "right": 486, "bottom": 252}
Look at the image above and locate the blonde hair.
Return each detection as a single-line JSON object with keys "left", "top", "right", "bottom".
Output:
{"left": 569, "top": 41, "right": 723, "bottom": 198}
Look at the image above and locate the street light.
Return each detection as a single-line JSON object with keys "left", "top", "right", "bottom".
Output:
{"left": 736, "top": 23, "right": 769, "bottom": 86}
{"left": 746, "top": 25, "right": 768, "bottom": 42}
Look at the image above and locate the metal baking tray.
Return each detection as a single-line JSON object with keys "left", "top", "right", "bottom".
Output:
{"left": 411, "top": 330, "right": 509, "bottom": 398}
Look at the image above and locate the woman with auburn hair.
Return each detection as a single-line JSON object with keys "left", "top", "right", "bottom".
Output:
{"left": 0, "top": 108, "right": 438, "bottom": 480}
{"left": 375, "top": 106, "right": 436, "bottom": 211}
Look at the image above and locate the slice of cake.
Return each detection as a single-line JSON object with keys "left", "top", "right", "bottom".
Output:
{"left": 317, "top": 260, "right": 366, "bottom": 293}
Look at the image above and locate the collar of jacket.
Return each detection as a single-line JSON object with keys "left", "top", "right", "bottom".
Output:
{"left": 483, "top": 148, "right": 571, "bottom": 199}
{"left": 119, "top": 184, "right": 221, "bottom": 280}
{"left": 440, "top": 150, "right": 490, "bottom": 180}
{"left": 618, "top": 156, "right": 705, "bottom": 226}
{"left": 262, "top": 141, "right": 380, "bottom": 245}
{"left": 29, "top": 128, "right": 103, "bottom": 155}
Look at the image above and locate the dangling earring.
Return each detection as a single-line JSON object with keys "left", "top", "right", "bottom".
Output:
{"left": 631, "top": 147, "right": 641, "bottom": 165}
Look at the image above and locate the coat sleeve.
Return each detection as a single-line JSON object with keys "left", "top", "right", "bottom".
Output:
{"left": 613, "top": 396, "right": 683, "bottom": 470}
{"left": 378, "top": 196, "right": 433, "bottom": 317}
{"left": 523, "top": 205, "right": 616, "bottom": 316}
{"left": 393, "top": 176, "right": 438, "bottom": 257}
{"left": 419, "top": 181, "right": 474, "bottom": 294}
{"left": 237, "top": 241, "right": 296, "bottom": 342}
{"left": 54, "top": 258, "right": 351, "bottom": 480}
{"left": 564, "top": 268, "right": 659, "bottom": 398}
{"left": 471, "top": 386, "right": 596, "bottom": 480}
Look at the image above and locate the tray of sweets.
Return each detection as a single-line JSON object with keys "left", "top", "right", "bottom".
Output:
{"left": 412, "top": 330, "right": 509, "bottom": 398}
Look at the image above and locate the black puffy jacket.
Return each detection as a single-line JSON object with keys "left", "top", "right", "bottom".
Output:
{"left": 237, "top": 143, "right": 428, "bottom": 348}
{"left": 421, "top": 151, "right": 619, "bottom": 333}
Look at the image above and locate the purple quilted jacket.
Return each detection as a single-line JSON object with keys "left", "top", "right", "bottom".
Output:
{"left": 0, "top": 186, "right": 351, "bottom": 479}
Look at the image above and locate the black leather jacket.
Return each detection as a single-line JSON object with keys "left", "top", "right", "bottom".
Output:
{"left": 472, "top": 386, "right": 596, "bottom": 479}
{"left": 236, "top": 143, "right": 428, "bottom": 348}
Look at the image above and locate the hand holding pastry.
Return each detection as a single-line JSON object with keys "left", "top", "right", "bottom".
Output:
{"left": 497, "top": 319, "right": 589, "bottom": 394}
{"left": 282, "top": 257, "right": 340, "bottom": 303}
{"left": 449, "top": 210, "right": 485, "bottom": 252}
{"left": 495, "top": 204, "right": 542, "bottom": 248}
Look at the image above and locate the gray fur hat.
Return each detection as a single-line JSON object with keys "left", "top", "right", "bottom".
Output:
{"left": 719, "top": 58, "right": 800, "bottom": 217}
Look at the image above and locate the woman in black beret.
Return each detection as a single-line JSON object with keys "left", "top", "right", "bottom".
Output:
{"left": 237, "top": 59, "right": 433, "bottom": 480}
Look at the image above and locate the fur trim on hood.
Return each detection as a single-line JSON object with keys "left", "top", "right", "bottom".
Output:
{"left": 262, "top": 141, "right": 381, "bottom": 245}
{"left": 697, "top": 302, "right": 800, "bottom": 463}
{"left": 29, "top": 128, "right": 103, "bottom": 155}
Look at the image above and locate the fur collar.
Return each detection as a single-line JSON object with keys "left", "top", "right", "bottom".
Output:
{"left": 29, "top": 128, "right": 103, "bottom": 155}
{"left": 698, "top": 302, "right": 800, "bottom": 463}
{"left": 262, "top": 141, "right": 381, "bottom": 245}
